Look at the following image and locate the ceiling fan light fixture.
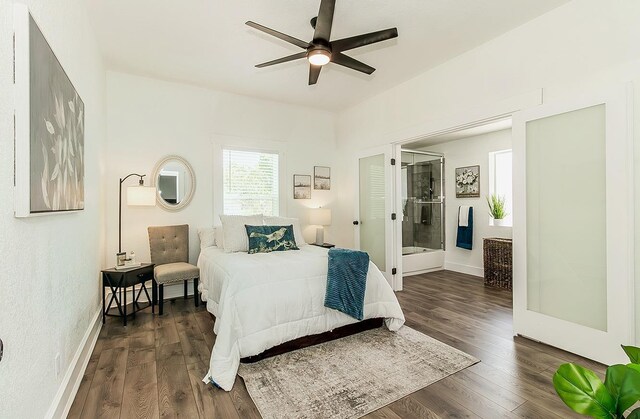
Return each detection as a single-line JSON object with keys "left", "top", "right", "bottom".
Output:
{"left": 308, "top": 49, "right": 331, "bottom": 66}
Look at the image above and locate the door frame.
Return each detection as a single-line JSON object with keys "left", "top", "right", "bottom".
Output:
{"left": 354, "top": 145, "right": 397, "bottom": 288}
{"left": 387, "top": 90, "right": 543, "bottom": 290}
{"left": 512, "top": 84, "right": 634, "bottom": 365}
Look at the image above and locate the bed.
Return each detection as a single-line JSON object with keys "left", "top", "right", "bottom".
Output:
{"left": 197, "top": 243, "right": 405, "bottom": 391}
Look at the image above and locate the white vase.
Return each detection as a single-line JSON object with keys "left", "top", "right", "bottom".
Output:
{"left": 493, "top": 218, "right": 507, "bottom": 226}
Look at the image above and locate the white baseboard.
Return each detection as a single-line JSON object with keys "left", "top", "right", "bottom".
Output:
{"left": 162, "top": 281, "right": 197, "bottom": 300}
{"left": 46, "top": 307, "right": 102, "bottom": 419}
{"left": 403, "top": 267, "right": 444, "bottom": 277}
{"left": 444, "top": 261, "right": 484, "bottom": 278}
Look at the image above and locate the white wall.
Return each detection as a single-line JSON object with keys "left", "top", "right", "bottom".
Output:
{"left": 106, "top": 72, "right": 339, "bottom": 276}
{"left": 0, "top": 1, "right": 106, "bottom": 417}
{"left": 335, "top": 0, "right": 640, "bottom": 341}
{"left": 420, "top": 130, "right": 512, "bottom": 277}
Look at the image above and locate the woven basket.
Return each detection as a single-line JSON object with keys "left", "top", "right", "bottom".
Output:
{"left": 483, "top": 238, "right": 512, "bottom": 290}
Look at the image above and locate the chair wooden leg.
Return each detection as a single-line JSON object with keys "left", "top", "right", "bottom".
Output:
{"left": 151, "top": 280, "right": 157, "bottom": 314}
{"left": 159, "top": 284, "right": 164, "bottom": 316}
{"left": 184, "top": 280, "right": 188, "bottom": 299}
{"left": 194, "top": 278, "right": 199, "bottom": 307}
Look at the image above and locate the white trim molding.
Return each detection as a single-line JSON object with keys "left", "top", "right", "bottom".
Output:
{"left": 444, "top": 262, "right": 484, "bottom": 278}
{"left": 45, "top": 308, "right": 102, "bottom": 419}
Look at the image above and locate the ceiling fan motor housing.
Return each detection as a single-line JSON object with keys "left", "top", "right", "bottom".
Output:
{"left": 307, "top": 45, "right": 332, "bottom": 66}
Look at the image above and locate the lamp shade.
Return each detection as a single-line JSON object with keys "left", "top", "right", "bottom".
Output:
{"left": 310, "top": 208, "right": 331, "bottom": 226}
{"left": 127, "top": 186, "right": 156, "bottom": 206}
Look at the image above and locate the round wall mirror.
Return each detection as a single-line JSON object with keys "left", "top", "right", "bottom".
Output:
{"left": 152, "top": 155, "right": 196, "bottom": 211}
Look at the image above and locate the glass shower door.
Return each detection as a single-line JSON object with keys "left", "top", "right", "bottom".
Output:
{"left": 400, "top": 151, "right": 444, "bottom": 254}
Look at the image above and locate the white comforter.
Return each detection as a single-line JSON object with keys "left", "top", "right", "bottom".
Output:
{"left": 196, "top": 245, "right": 405, "bottom": 391}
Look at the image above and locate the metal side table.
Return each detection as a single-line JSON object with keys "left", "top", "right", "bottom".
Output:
{"left": 102, "top": 263, "right": 155, "bottom": 326}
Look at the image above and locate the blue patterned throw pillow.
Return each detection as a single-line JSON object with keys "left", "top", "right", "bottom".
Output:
{"left": 245, "top": 225, "right": 299, "bottom": 254}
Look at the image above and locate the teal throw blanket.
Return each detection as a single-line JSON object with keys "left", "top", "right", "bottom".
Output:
{"left": 324, "top": 248, "right": 369, "bottom": 320}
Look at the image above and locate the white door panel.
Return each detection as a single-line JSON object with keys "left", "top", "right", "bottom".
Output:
{"left": 513, "top": 85, "right": 634, "bottom": 365}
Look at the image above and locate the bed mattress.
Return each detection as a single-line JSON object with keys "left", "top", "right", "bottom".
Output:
{"left": 196, "top": 245, "right": 405, "bottom": 391}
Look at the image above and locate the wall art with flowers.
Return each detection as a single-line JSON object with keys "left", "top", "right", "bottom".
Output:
{"left": 455, "top": 165, "right": 480, "bottom": 198}
{"left": 14, "top": 6, "right": 85, "bottom": 216}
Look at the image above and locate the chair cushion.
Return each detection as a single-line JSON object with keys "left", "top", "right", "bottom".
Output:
{"left": 148, "top": 225, "right": 189, "bottom": 265}
{"left": 154, "top": 262, "right": 199, "bottom": 285}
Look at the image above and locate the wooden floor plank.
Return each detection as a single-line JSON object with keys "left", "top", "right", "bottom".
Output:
{"left": 70, "top": 271, "right": 604, "bottom": 418}
{"left": 362, "top": 406, "right": 404, "bottom": 419}
{"left": 186, "top": 361, "right": 241, "bottom": 419}
{"left": 157, "top": 360, "right": 199, "bottom": 418}
{"left": 452, "top": 369, "right": 526, "bottom": 411}
{"left": 430, "top": 377, "right": 518, "bottom": 419}
{"left": 121, "top": 362, "right": 159, "bottom": 419}
{"left": 67, "top": 371, "right": 94, "bottom": 419}
{"left": 512, "top": 400, "right": 566, "bottom": 419}
{"left": 228, "top": 376, "right": 263, "bottom": 419}
{"left": 127, "top": 347, "right": 156, "bottom": 369}
{"left": 386, "top": 395, "right": 442, "bottom": 419}
{"left": 80, "top": 347, "right": 128, "bottom": 419}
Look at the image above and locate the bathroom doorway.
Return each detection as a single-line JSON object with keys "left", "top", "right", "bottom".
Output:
{"left": 396, "top": 117, "right": 513, "bottom": 279}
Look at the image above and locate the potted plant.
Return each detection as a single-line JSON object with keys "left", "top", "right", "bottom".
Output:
{"left": 554, "top": 345, "right": 640, "bottom": 418}
{"left": 486, "top": 194, "right": 508, "bottom": 226}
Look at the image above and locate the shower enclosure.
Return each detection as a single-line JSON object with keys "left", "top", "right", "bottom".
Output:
{"left": 401, "top": 150, "right": 445, "bottom": 274}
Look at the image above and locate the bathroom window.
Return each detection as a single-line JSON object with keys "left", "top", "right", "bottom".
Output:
{"left": 489, "top": 149, "right": 512, "bottom": 227}
{"left": 222, "top": 148, "right": 280, "bottom": 216}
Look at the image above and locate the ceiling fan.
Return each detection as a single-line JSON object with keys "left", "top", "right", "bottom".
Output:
{"left": 246, "top": 0, "right": 398, "bottom": 85}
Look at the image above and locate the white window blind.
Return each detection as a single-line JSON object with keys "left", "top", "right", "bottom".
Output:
{"left": 223, "top": 148, "right": 280, "bottom": 216}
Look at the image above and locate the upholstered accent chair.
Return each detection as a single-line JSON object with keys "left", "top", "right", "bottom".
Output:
{"left": 148, "top": 224, "right": 200, "bottom": 315}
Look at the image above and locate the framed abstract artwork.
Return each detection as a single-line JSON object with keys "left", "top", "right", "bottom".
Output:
{"left": 293, "top": 175, "right": 311, "bottom": 199}
{"left": 313, "top": 166, "right": 330, "bottom": 190}
{"left": 14, "top": 5, "right": 85, "bottom": 217}
{"left": 455, "top": 165, "right": 480, "bottom": 198}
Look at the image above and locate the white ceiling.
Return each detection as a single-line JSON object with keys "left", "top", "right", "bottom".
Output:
{"left": 88, "top": 0, "right": 568, "bottom": 111}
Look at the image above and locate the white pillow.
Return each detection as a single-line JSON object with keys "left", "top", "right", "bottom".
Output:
{"left": 264, "top": 216, "right": 307, "bottom": 246}
{"left": 219, "top": 214, "right": 264, "bottom": 252}
{"left": 214, "top": 226, "right": 224, "bottom": 248}
{"left": 197, "top": 227, "right": 216, "bottom": 250}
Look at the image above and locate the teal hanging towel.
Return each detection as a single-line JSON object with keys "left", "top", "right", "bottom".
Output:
{"left": 456, "top": 206, "right": 473, "bottom": 250}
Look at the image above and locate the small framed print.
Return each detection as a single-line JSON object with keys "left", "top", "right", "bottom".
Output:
{"left": 116, "top": 252, "right": 126, "bottom": 268}
{"left": 293, "top": 175, "right": 311, "bottom": 199}
{"left": 455, "top": 165, "right": 480, "bottom": 198}
{"left": 314, "top": 166, "right": 331, "bottom": 190}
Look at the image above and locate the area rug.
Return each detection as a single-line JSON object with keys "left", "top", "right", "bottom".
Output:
{"left": 238, "top": 326, "right": 479, "bottom": 419}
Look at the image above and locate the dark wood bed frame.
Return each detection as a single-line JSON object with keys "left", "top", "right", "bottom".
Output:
{"left": 239, "top": 317, "right": 384, "bottom": 363}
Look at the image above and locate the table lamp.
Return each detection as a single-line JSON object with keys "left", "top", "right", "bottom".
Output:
{"left": 119, "top": 173, "right": 156, "bottom": 253}
{"left": 309, "top": 207, "right": 332, "bottom": 246}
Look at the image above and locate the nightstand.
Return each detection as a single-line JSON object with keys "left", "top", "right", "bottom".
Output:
{"left": 102, "top": 263, "right": 155, "bottom": 326}
{"left": 311, "top": 243, "right": 335, "bottom": 249}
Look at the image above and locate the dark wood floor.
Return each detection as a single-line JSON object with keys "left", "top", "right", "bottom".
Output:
{"left": 69, "top": 270, "right": 604, "bottom": 418}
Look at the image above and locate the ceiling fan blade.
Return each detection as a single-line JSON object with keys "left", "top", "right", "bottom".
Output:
{"left": 330, "top": 28, "right": 398, "bottom": 52}
{"left": 313, "top": 0, "right": 336, "bottom": 42}
{"left": 256, "top": 52, "right": 308, "bottom": 68}
{"left": 309, "top": 64, "right": 322, "bottom": 85}
{"left": 246, "top": 21, "right": 310, "bottom": 49}
{"left": 331, "top": 53, "right": 375, "bottom": 74}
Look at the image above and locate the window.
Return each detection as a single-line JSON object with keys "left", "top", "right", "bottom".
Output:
{"left": 222, "top": 148, "right": 280, "bottom": 216}
{"left": 489, "top": 149, "right": 512, "bottom": 226}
